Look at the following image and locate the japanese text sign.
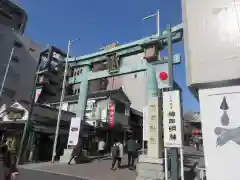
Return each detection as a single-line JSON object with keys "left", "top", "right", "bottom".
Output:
{"left": 163, "top": 90, "right": 183, "bottom": 148}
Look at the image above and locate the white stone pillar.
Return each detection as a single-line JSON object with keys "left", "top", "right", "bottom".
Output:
{"left": 136, "top": 96, "right": 165, "bottom": 180}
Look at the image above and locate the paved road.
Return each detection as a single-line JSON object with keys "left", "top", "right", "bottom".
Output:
{"left": 183, "top": 146, "right": 204, "bottom": 180}
{"left": 18, "top": 146, "right": 204, "bottom": 180}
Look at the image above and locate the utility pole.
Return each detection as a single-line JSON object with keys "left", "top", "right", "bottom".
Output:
{"left": 17, "top": 48, "right": 44, "bottom": 165}
{"left": 167, "top": 24, "right": 179, "bottom": 180}
{"left": 0, "top": 47, "right": 14, "bottom": 99}
{"left": 51, "top": 38, "right": 80, "bottom": 163}
{"left": 142, "top": 10, "right": 160, "bottom": 36}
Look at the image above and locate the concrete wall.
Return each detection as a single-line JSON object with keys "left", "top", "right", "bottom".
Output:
{"left": 0, "top": 25, "right": 41, "bottom": 105}
{"left": 182, "top": 0, "right": 240, "bottom": 87}
{"left": 0, "top": 0, "right": 27, "bottom": 34}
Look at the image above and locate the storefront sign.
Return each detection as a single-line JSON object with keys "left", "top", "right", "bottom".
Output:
{"left": 163, "top": 90, "right": 183, "bottom": 148}
{"left": 61, "top": 103, "right": 68, "bottom": 111}
{"left": 107, "top": 54, "right": 120, "bottom": 73}
{"left": 67, "top": 117, "right": 81, "bottom": 147}
{"left": 108, "top": 104, "right": 115, "bottom": 128}
{"left": 86, "top": 99, "right": 96, "bottom": 111}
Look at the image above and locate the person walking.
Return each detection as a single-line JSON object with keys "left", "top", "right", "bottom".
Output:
{"left": 98, "top": 139, "right": 105, "bottom": 162}
{"left": 110, "top": 140, "right": 123, "bottom": 170}
{"left": 68, "top": 139, "right": 82, "bottom": 165}
{"left": 195, "top": 137, "right": 200, "bottom": 151}
{"left": 126, "top": 137, "right": 138, "bottom": 170}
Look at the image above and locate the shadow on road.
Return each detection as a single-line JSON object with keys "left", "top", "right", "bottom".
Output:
{"left": 74, "top": 155, "right": 109, "bottom": 164}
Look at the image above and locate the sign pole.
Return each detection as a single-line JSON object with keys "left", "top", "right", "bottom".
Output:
{"left": 168, "top": 24, "right": 179, "bottom": 180}
{"left": 180, "top": 147, "right": 185, "bottom": 180}
{"left": 164, "top": 147, "right": 168, "bottom": 180}
{"left": 170, "top": 148, "right": 179, "bottom": 180}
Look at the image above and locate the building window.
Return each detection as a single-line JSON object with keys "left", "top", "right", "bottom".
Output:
{"left": 14, "top": 40, "right": 23, "bottom": 48}
{"left": 0, "top": 10, "right": 12, "bottom": 20}
{"left": 39, "top": 55, "right": 48, "bottom": 71}
{"left": 11, "top": 56, "right": 19, "bottom": 63}
{"left": 74, "top": 88, "right": 80, "bottom": 95}
{"left": 28, "top": 48, "right": 35, "bottom": 52}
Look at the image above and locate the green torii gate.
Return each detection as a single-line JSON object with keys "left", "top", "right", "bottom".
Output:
{"left": 67, "top": 24, "right": 183, "bottom": 180}
{"left": 69, "top": 24, "right": 183, "bottom": 121}
{"left": 17, "top": 23, "right": 183, "bottom": 168}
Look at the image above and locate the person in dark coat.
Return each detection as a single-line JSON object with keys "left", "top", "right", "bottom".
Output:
{"left": 126, "top": 137, "right": 138, "bottom": 170}
{"left": 68, "top": 139, "right": 82, "bottom": 165}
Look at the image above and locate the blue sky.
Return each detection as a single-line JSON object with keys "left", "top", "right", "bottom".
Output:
{"left": 18, "top": 0, "right": 199, "bottom": 111}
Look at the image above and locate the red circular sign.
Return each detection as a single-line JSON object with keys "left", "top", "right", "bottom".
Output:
{"left": 159, "top": 72, "right": 168, "bottom": 80}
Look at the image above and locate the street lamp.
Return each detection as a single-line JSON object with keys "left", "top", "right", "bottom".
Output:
{"left": 51, "top": 38, "right": 80, "bottom": 163}
{"left": 142, "top": 10, "right": 160, "bottom": 37}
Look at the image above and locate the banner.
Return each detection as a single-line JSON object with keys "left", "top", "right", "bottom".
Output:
{"left": 163, "top": 90, "right": 183, "bottom": 148}
{"left": 108, "top": 104, "right": 115, "bottom": 128}
{"left": 67, "top": 117, "right": 81, "bottom": 146}
{"left": 35, "top": 88, "right": 42, "bottom": 103}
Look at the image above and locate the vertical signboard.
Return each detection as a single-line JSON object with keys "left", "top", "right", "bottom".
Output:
{"left": 142, "top": 106, "right": 148, "bottom": 141}
{"left": 67, "top": 117, "right": 81, "bottom": 147}
{"left": 163, "top": 90, "right": 183, "bottom": 148}
{"left": 108, "top": 104, "right": 115, "bottom": 128}
{"left": 147, "top": 97, "right": 163, "bottom": 158}
{"left": 199, "top": 86, "right": 240, "bottom": 180}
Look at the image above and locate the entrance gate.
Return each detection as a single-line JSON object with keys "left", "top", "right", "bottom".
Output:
{"left": 64, "top": 24, "right": 183, "bottom": 179}
{"left": 69, "top": 24, "right": 183, "bottom": 121}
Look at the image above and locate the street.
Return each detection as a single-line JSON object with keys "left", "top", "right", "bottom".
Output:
{"left": 17, "top": 146, "right": 204, "bottom": 180}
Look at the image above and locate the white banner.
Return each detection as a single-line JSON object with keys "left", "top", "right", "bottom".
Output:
{"left": 163, "top": 90, "right": 183, "bottom": 148}
{"left": 67, "top": 117, "right": 81, "bottom": 146}
{"left": 142, "top": 106, "right": 148, "bottom": 141}
{"left": 35, "top": 88, "right": 42, "bottom": 103}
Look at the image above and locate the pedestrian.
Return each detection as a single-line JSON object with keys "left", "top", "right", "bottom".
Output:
{"left": 195, "top": 137, "right": 200, "bottom": 151}
{"left": 68, "top": 139, "right": 82, "bottom": 165}
{"left": 126, "top": 136, "right": 138, "bottom": 170}
{"left": 110, "top": 140, "right": 123, "bottom": 170}
{"left": 98, "top": 139, "right": 105, "bottom": 162}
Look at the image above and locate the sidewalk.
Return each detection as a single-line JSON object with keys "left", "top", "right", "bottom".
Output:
{"left": 18, "top": 155, "right": 137, "bottom": 180}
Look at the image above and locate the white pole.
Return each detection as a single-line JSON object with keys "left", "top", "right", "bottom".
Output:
{"left": 157, "top": 10, "right": 160, "bottom": 37}
{"left": 164, "top": 147, "right": 168, "bottom": 180}
{"left": 0, "top": 48, "right": 14, "bottom": 99}
{"left": 180, "top": 147, "right": 185, "bottom": 180}
{"left": 51, "top": 40, "right": 72, "bottom": 163}
{"left": 142, "top": 10, "right": 160, "bottom": 37}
